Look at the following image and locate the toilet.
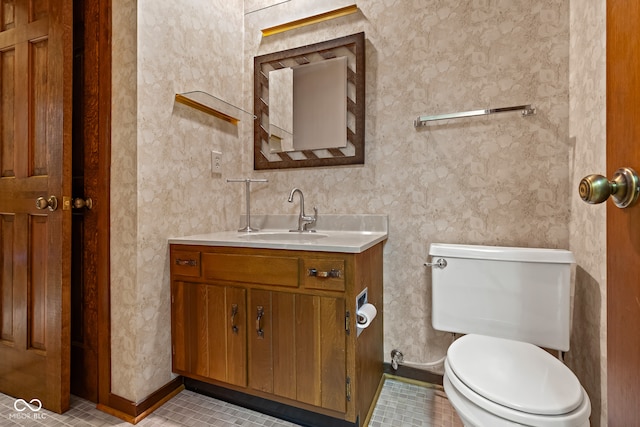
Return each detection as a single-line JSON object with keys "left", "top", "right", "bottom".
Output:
{"left": 428, "top": 243, "right": 591, "bottom": 427}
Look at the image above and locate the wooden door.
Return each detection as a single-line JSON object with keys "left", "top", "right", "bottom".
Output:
{"left": 606, "top": 1, "right": 640, "bottom": 425}
{"left": 0, "top": 0, "right": 73, "bottom": 414}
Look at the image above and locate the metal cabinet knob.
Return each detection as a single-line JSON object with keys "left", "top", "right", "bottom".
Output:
{"left": 579, "top": 167, "right": 639, "bottom": 208}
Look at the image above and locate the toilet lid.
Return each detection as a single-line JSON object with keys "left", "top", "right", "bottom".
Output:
{"left": 447, "top": 334, "right": 583, "bottom": 415}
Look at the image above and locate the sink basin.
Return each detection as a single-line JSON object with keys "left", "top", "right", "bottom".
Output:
{"left": 238, "top": 232, "right": 328, "bottom": 242}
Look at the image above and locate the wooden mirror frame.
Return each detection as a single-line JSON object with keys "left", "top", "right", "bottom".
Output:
{"left": 253, "top": 32, "right": 365, "bottom": 170}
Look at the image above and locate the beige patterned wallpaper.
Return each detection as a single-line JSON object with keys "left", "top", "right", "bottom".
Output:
{"left": 568, "top": 1, "right": 607, "bottom": 425}
{"left": 110, "top": 0, "right": 605, "bottom": 418}
{"left": 242, "top": 0, "right": 571, "bottom": 373}
{"left": 111, "top": 0, "right": 246, "bottom": 401}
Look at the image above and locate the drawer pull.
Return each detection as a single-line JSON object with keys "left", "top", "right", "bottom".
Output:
{"left": 308, "top": 268, "right": 341, "bottom": 279}
{"left": 175, "top": 258, "right": 197, "bottom": 267}
{"left": 256, "top": 306, "right": 264, "bottom": 339}
{"left": 231, "top": 304, "right": 239, "bottom": 334}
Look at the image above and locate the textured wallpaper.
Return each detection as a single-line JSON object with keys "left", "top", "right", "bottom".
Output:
{"left": 110, "top": 0, "right": 606, "bottom": 414}
{"left": 111, "top": 0, "right": 139, "bottom": 401}
{"left": 568, "top": 1, "right": 607, "bottom": 425}
{"left": 111, "top": 0, "right": 246, "bottom": 401}
{"left": 242, "top": 0, "right": 571, "bottom": 373}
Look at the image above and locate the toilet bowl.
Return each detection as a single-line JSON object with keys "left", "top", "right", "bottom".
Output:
{"left": 443, "top": 335, "right": 591, "bottom": 427}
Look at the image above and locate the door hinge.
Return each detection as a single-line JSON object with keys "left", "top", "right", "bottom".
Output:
{"left": 345, "top": 310, "right": 350, "bottom": 335}
{"left": 346, "top": 376, "right": 351, "bottom": 401}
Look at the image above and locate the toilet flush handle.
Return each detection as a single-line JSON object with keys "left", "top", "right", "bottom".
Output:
{"left": 424, "top": 258, "right": 447, "bottom": 269}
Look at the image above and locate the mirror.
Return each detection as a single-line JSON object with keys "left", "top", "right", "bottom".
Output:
{"left": 254, "top": 32, "right": 365, "bottom": 170}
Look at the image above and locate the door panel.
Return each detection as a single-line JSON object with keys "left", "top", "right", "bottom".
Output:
{"left": 607, "top": 1, "right": 640, "bottom": 425}
{"left": 273, "top": 292, "right": 296, "bottom": 400}
{"left": 319, "top": 296, "right": 346, "bottom": 413}
{"left": 295, "top": 294, "right": 321, "bottom": 407}
{"left": 0, "top": 0, "right": 72, "bottom": 414}
{"left": 249, "top": 289, "right": 273, "bottom": 393}
{"left": 225, "top": 286, "right": 247, "bottom": 387}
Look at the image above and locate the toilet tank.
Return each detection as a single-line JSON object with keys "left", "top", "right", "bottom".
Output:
{"left": 429, "top": 243, "right": 575, "bottom": 351}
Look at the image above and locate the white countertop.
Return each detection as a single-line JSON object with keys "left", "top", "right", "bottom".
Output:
{"left": 168, "top": 214, "right": 388, "bottom": 253}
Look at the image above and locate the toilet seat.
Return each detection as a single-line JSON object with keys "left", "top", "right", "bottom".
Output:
{"left": 445, "top": 334, "right": 591, "bottom": 426}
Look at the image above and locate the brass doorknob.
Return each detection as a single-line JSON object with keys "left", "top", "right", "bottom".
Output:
{"left": 35, "top": 195, "right": 58, "bottom": 211}
{"left": 579, "top": 167, "right": 640, "bottom": 208}
{"left": 73, "top": 197, "right": 93, "bottom": 209}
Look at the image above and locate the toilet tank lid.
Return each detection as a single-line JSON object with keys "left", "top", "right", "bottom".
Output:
{"left": 429, "top": 243, "right": 575, "bottom": 264}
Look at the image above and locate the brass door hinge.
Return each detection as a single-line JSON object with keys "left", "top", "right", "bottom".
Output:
{"left": 346, "top": 376, "right": 351, "bottom": 401}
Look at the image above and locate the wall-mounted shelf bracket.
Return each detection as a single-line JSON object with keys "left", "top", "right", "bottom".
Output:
{"left": 175, "top": 91, "right": 255, "bottom": 125}
{"left": 414, "top": 104, "right": 536, "bottom": 127}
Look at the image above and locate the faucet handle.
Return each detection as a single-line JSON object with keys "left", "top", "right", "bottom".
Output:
{"left": 301, "top": 207, "right": 318, "bottom": 232}
{"left": 303, "top": 207, "right": 318, "bottom": 222}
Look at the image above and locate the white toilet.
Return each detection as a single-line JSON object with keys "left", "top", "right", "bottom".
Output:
{"left": 428, "top": 243, "right": 591, "bottom": 427}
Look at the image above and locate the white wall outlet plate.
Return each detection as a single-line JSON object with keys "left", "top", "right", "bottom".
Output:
{"left": 211, "top": 150, "right": 222, "bottom": 176}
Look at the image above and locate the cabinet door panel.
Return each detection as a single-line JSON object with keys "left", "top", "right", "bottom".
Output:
{"left": 191, "top": 284, "right": 210, "bottom": 378}
{"left": 207, "top": 285, "right": 227, "bottom": 381}
{"left": 249, "top": 289, "right": 273, "bottom": 393}
{"left": 295, "top": 294, "right": 322, "bottom": 406}
{"left": 273, "top": 292, "right": 296, "bottom": 400}
{"left": 172, "top": 281, "right": 189, "bottom": 372}
{"left": 320, "top": 297, "right": 347, "bottom": 412}
{"left": 226, "top": 287, "right": 247, "bottom": 387}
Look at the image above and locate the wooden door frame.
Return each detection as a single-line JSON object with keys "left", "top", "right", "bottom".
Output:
{"left": 90, "top": 0, "right": 112, "bottom": 409}
{"left": 89, "top": 1, "right": 183, "bottom": 421}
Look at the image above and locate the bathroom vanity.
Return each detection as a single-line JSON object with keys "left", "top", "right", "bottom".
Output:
{"left": 168, "top": 216, "right": 387, "bottom": 427}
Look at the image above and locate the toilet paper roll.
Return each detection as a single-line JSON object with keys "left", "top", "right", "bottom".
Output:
{"left": 356, "top": 303, "right": 377, "bottom": 329}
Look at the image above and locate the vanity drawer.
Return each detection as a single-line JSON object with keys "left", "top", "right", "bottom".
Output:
{"left": 302, "top": 258, "right": 345, "bottom": 292}
{"left": 171, "top": 250, "right": 201, "bottom": 278}
{"left": 202, "top": 253, "right": 299, "bottom": 287}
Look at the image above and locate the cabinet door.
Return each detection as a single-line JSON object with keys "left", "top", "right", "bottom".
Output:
{"left": 205, "top": 285, "right": 247, "bottom": 387}
{"left": 295, "top": 295, "right": 346, "bottom": 413}
{"left": 171, "top": 281, "right": 246, "bottom": 387}
{"left": 248, "top": 290, "right": 347, "bottom": 413}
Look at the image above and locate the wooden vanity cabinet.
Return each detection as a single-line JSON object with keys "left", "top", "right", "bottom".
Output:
{"left": 170, "top": 243, "right": 384, "bottom": 426}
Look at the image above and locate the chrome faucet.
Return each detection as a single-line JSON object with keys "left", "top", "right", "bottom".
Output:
{"left": 288, "top": 188, "right": 317, "bottom": 232}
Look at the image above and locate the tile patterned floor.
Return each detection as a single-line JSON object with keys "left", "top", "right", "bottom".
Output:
{"left": 0, "top": 378, "right": 463, "bottom": 427}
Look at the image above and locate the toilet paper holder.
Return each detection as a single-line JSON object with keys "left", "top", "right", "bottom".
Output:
{"left": 356, "top": 288, "right": 377, "bottom": 337}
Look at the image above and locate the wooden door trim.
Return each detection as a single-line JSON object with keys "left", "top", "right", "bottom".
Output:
{"left": 91, "top": 1, "right": 185, "bottom": 422}
{"left": 94, "top": 0, "right": 112, "bottom": 409}
{"left": 97, "top": 377, "right": 184, "bottom": 424}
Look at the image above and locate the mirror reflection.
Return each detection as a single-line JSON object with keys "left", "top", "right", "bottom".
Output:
{"left": 268, "top": 57, "right": 347, "bottom": 153}
{"left": 253, "top": 32, "right": 365, "bottom": 170}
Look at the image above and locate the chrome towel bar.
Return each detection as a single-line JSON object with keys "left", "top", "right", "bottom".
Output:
{"left": 414, "top": 104, "right": 536, "bottom": 127}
